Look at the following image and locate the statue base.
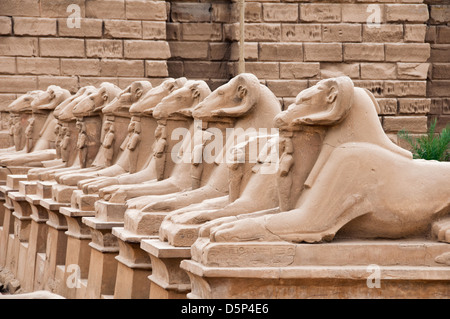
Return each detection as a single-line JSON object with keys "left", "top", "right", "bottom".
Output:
{"left": 110, "top": 227, "right": 153, "bottom": 299}
{"left": 81, "top": 200, "right": 127, "bottom": 299}
{"left": 59, "top": 206, "right": 94, "bottom": 299}
{"left": 140, "top": 239, "right": 191, "bottom": 299}
{"left": 0, "top": 185, "right": 17, "bottom": 267}
{"left": 71, "top": 189, "right": 98, "bottom": 212}
{"left": 181, "top": 238, "right": 450, "bottom": 299}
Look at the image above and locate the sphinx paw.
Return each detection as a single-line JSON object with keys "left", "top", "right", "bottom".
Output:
{"left": 210, "top": 217, "right": 282, "bottom": 242}
{"left": 431, "top": 217, "right": 450, "bottom": 243}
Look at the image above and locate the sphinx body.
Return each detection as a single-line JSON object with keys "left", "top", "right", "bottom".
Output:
{"left": 204, "top": 76, "right": 450, "bottom": 244}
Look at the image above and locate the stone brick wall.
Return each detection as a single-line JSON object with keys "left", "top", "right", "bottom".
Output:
{"left": 426, "top": 0, "right": 450, "bottom": 132}
{"left": 0, "top": 0, "right": 449, "bottom": 135}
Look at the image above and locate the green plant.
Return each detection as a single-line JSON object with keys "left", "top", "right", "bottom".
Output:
{"left": 398, "top": 119, "right": 450, "bottom": 161}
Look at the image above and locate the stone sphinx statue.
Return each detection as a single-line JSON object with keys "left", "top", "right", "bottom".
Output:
{"left": 201, "top": 76, "right": 450, "bottom": 244}
{"left": 26, "top": 86, "right": 98, "bottom": 179}
{"left": 1, "top": 90, "right": 43, "bottom": 153}
{"left": 59, "top": 78, "right": 186, "bottom": 187}
{"left": 80, "top": 79, "right": 209, "bottom": 198}
{"left": 127, "top": 73, "right": 281, "bottom": 212}
{"left": 0, "top": 86, "right": 71, "bottom": 167}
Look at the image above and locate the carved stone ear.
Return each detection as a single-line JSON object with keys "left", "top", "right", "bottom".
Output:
{"left": 135, "top": 87, "right": 143, "bottom": 99}
{"left": 237, "top": 85, "right": 247, "bottom": 99}
{"left": 192, "top": 89, "right": 200, "bottom": 100}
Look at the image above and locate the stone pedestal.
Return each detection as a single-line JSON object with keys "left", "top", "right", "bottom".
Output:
{"left": 82, "top": 200, "right": 127, "bottom": 299}
{"left": 52, "top": 183, "right": 77, "bottom": 203}
{"left": 111, "top": 227, "right": 154, "bottom": 299}
{"left": 59, "top": 206, "right": 94, "bottom": 299}
{"left": 9, "top": 191, "right": 32, "bottom": 281}
{"left": 34, "top": 197, "right": 69, "bottom": 292}
{"left": 141, "top": 239, "right": 191, "bottom": 299}
{"left": 181, "top": 239, "right": 450, "bottom": 299}
{"left": 23, "top": 193, "right": 49, "bottom": 292}
{"left": 0, "top": 186, "right": 14, "bottom": 267}
{"left": 71, "top": 189, "right": 98, "bottom": 212}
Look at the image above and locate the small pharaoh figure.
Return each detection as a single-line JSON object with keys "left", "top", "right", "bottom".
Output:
{"left": 54, "top": 123, "right": 62, "bottom": 158}
{"left": 102, "top": 121, "right": 115, "bottom": 167}
{"left": 227, "top": 146, "right": 245, "bottom": 202}
{"left": 277, "top": 132, "right": 295, "bottom": 212}
{"left": 24, "top": 117, "right": 35, "bottom": 152}
{"left": 127, "top": 120, "right": 141, "bottom": 173}
{"left": 8, "top": 116, "right": 15, "bottom": 146}
{"left": 190, "top": 129, "right": 214, "bottom": 190}
{"left": 60, "top": 126, "right": 70, "bottom": 163}
{"left": 13, "top": 116, "right": 23, "bottom": 151}
{"left": 76, "top": 120, "right": 88, "bottom": 168}
{"left": 153, "top": 122, "right": 167, "bottom": 180}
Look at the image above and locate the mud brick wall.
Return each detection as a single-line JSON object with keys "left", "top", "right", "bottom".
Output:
{"left": 426, "top": 0, "right": 450, "bottom": 132}
{"left": 0, "top": 0, "right": 449, "bottom": 136}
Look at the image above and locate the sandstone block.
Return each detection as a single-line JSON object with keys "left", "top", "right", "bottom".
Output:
{"left": 86, "top": 40, "right": 123, "bottom": 58}
{"left": 398, "top": 98, "right": 431, "bottom": 114}
{"left": 13, "top": 17, "right": 57, "bottom": 36}
{"left": 385, "top": 4, "right": 429, "bottom": 23}
{"left": 41, "top": 0, "right": 85, "bottom": 17}
{"left": 212, "top": 3, "right": 233, "bottom": 23}
{"left": 100, "top": 59, "right": 144, "bottom": 77}
{"left": 361, "top": 63, "right": 396, "bottom": 80}
{"left": 125, "top": 0, "right": 167, "bottom": 21}
{"left": 0, "top": 0, "right": 40, "bottom": 17}
{"left": 376, "top": 98, "right": 397, "bottom": 115}
{"left": 427, "top": 80, "right": 450, "bottom": 97}
{"left": 404, "top": 25, "right": 427, "bottom": 43}
{"left": 384, "top": 80, "right": 427, "bottom": 97}
{"left": 86, "top": 0, "right": 125, "bottom": 19}
{"left": 266, "top": 80, "right": 308, "bottom": 97}
{"left": 227, "top": 42, "right": 259, "bottom": 61}
{"left": 430, "top": 44, "right": 450, "bottom": 63}
{"left": 40, "top": 38, "right": 85, "bottom": 58}
{"left": 244, "top": 62, "right": 279, "bottom": 79}
{"left": 124, "top": 40, "right": 171, "bottom": 59}
{"left": 104, "top": 20, "right": 142, "bottom": 39}
{"left": 0, "top": 37, "right": 38, "bottom": 57}
{"left": 432, "top": 63, "right": 450, "bottom": 80}
{"left": 145, "top": 61, "right": 168, "bottom": 77}
{"left": 38, "top": 76, "right": 78, "bottom": 93}
{"left": 342, "top": 4, "right": 384, "bottom": 23}
{"left": 385, "top": 43, "right": 430, "bottom": 62}
{"left": 263, "top": 4, "right": 298, "bottom": 22}
{"left": 300, "top": 4, "right": 341, "bottom": 22}
{"left": 383, "top": 116, "right": 428, "bottom": 133}
{"left": 79, "top": 77, "right": 119, "bottom": 88}
{"left": 344, "top": 43, "right": 384, "bottom": 62}
{"left": 181, "top": 23, "right": 222, "bottom": 41}
{"left": 16, "top": 57, "right": 60, "bottom": 75}
{"left": 442, "top": 99, "right": 450, "bottom": 115}
{"left": 0, "top": 94, "right": 17, "bottom": 110}
{"left": 184, "top": 61, "right": 231, "bottom": 79}
{"left": 0, "top": 57, "right": 16, "bottom": 75}
{"left": 320, "top": 63, "right": 360, "bottom": 79}
{"left": 429, "top": 98, "right": 442, "bottom": 115}
{"left": 259, "top": 43, "right": 303, "bottom": 62}
{"left": 304, "top": 43, "right": 342, "bottom": 62}
{"left": 362, "top": 24, "right": 403, "bottom": 43}
{"left": 281, "top": 24, "right": 321, "bottom": 42}
{"left": 0, "top": 17, "right": 12, "bottom": 35}
{"left": 58, "top": 18, "right": 103, "bottom": 38}
{"left": 397, "top": 63, "right": 430, "bottom": 80}
{"left": 280, "top": 62, "right": 320, "bottom": 79}
{"left": 61, "top": 58, "right": 101, "bottom": 76}
{"left": 246, "top": 23, "right": 282, "bottom": 42}
{"left": 171, "top": 3, "right": 211, "bottom": 23}
{"left": 143, "top": 21, "right": 166, "bottom": 40}
{"left": 437, "top": 26, "right": 450, "bottom": 44}
{"left": 429, "top": 5, "right": 450, "bottom": 25}
{"left": 167, "top": 61, "right": 184, "bottom": 78}
{"left": 322, "top": 24, "right": 362, "bottom": 42}
{"left": 0, "top": 76, "right": 37, "bottom": 93}
{"left": 169, "top": 42, "right": 209, "bottom": 60}
{"left": 352, "top": 80, "right": 385, "bottom": 97}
